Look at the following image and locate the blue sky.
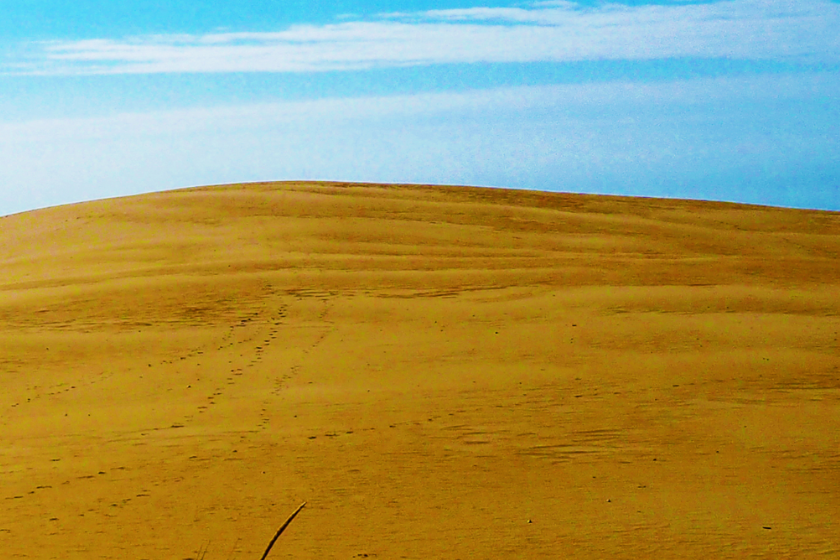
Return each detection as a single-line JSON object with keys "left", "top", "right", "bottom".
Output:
{"left": 1, "top": 0, "right": 838, "bottom": 215}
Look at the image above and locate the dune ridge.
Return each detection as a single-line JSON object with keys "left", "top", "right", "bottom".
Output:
{"left": 1, "top": 181, "right": 838, "bottom": 559}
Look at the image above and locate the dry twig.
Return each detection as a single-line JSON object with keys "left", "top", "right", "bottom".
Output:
{"left": 259, "top": 502, "right": 307, "bottom": 560}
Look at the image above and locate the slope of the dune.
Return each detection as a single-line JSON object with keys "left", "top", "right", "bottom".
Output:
{"left": 1, "top": 182, "right": 838, "bottom": 559}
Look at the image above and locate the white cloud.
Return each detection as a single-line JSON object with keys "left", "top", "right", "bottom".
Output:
{"left": 3, "top": 72, "right": 834, "bottom": 143}
{"left": 2, "top": 72, "right": 838, "bottom": 215}
{"left": 10, "top": 0, "right": 840, "bottom": 75}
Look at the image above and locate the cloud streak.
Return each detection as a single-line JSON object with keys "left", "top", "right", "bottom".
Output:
{"left": 13, "top": 0, "right": 840, "bottom": 75}
{"left": 4, "top": 72, "right": 834, "bottom": 142}
{"left": 2, "top": 72, "right": 837, "bottom": 215}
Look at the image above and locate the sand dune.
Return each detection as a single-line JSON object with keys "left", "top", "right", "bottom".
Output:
{"left": 1, "top": 181, "right": 838, "bottom": 559}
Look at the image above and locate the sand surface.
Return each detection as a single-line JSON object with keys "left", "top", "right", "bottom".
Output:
{"left": 1, "top": 181, "right": 838, "bottom": 559}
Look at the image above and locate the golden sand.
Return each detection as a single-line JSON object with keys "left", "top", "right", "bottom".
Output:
{"left": 1, "top": 182, "right": 838, "bottom": 558}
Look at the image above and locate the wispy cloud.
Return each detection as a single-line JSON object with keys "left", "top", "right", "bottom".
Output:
{"left": 12, "top": 0, "right": 840, "bottom": 75}
{"left": 4, "top": 72, "right": 834, "bottom": 142}
{"left": 3, "top": 73, "right": 838, "bottom": 215}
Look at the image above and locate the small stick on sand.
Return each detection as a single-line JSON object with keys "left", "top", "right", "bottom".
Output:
{"left": 227, "top": 536, "right": 241, "bottom": 560}
{"left": 259, "top": 502, "right": 307, "bottom": 560}
{"left": 198, "top": 540, "right": 211, "bottom": 560}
